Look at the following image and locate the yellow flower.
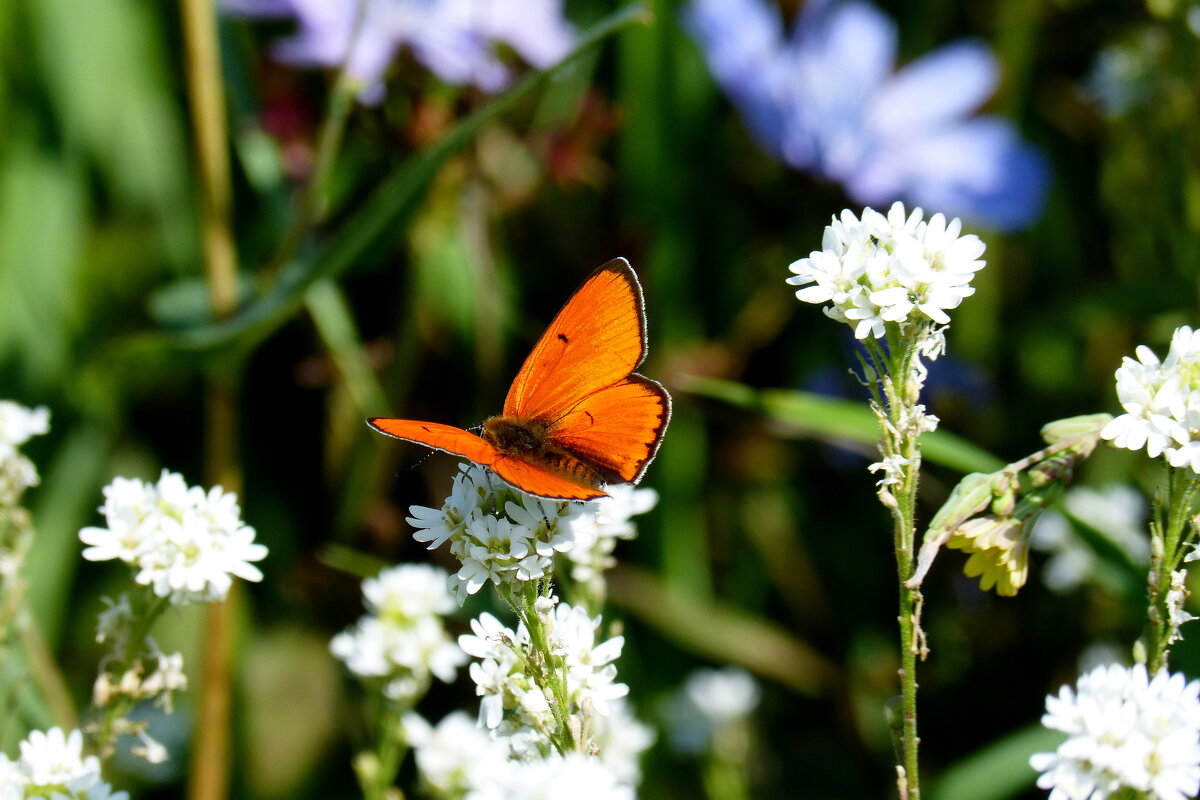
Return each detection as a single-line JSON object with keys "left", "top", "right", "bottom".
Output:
{"left": 946, "top": 515, "right": 1029, "bottom": 596}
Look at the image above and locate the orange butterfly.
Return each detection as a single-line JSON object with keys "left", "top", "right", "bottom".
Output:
{"left": 368, "top": 258, "right": 671, "bottom": 501}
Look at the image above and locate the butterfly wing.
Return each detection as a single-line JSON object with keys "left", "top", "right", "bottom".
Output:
{"left": 489, "top": 455, "right": 608, "bottom": 501}
{"left": 366, "top": 418, "right": 606, "bottom": 501}
{"left": 367, "top": 419, "right": 504, "bottom": 466}
{"left": 503, "top": 258, "right": 647, "bottom": 421}
{"left": 544, "top": 375, "right": 671, "bottom": 484}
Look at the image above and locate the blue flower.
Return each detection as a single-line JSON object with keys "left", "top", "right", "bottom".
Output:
{"left": 224, "top": 0, "right": 575, "bottom": 103}
{"left": 684, "top": 0, "right": 1050, "bottom": 231}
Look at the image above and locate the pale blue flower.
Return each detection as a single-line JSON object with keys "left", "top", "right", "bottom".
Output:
{"left": 685, "top": 0, "right": 1050, "bottom": 231}
{"left": 225, "top": 0, "right": 575, "bottom": 103}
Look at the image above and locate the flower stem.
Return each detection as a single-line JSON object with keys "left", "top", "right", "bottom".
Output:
{"left": 1143, "top": 465, "right": 1200, "bottom": 672}
{"left": 517, "top": 583, "right": 575, "bottom": 754}
{"left": 870, "top": 336, "right": 923, "bottom": 800}
{"left": 357, "top": 694, "right": 411, "bottom": 800}
{"left": 93, "top": 594, "right": 171, "bottom": 756}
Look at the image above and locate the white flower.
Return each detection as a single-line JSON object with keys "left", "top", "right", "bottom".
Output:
{"left": 1102, "top": 346, "right": 1183, "bottom": 458}
{"left": 664, "top": 667, "right": 761, "bottom": 755}
{"left": 685, "top": 667, "right": 761, "bottom": 725}
{"left": 79, "top": 471, "right": 267, "bottom": 604}
{"left": 0, "top": 755, "right": 26, "bottom": 800}
{"left": 1030, "top": 663, "right": 1200, "bottom": 800}
{"left": 459, "top": 603, "right": 627, "bottom": 733}
{"left": 404, "top": 711, "right": 510, "bottom": 797}
{"left": 141, "top": 651, "right": 187, "bottom": 697}
{"left": 563, "top": 486, "right": 657, "bottom": 592}
{"left": 365, "top": 563, "right": 457, "bottom": 622}
{"left": 8, "top": 727, "right": 129, "bottom": 800}
{"left": 407, "top": 464, "right": 599, "bottom": 603}
{"left": 0, "top": 401, "right": 49, "bottom": 504}
{"left": 92, "top": 646, "right": 188, "bottom": 710}
{"left": 590, "top": 698, "right": 656, "bottom": 786}
{"left": 459, "top": 612, "right": 521, "bottom": 661}
{"left": 1101, "top": 326, "right": 1200, "bottom": 473}
{"left": 0, "top": 401, "right": 49, "bottom": 454}
{"left": 331, "top": 563, "right": 465, "bottom": 695}
{"left": 1031, "top": 485, "right": 1148, "bottom": 593}
{"left": 868, "top": 454, "right": 910, "bottom": 488}
{"left": 466, "top": 752, "right": 635, "bottom": 800}
{"left": 1167, "top": 569, "right": 1197, "bottom": 645}
{"left": 787, "top": 202, "right": 985, "bottom": 342}
{"left": 130, "top": 730, "right": 169, "bottom": 765}
{"left": 19, "top": 727, "right": 99, "bottom": 787}
{"left": 546, "top": 603, "right": 628, "bottom": 716}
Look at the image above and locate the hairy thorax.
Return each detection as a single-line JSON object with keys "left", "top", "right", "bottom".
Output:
{"left": 481, "top": 415, "right": 608, "bottom": 488}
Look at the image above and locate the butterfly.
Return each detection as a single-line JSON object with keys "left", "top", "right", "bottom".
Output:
{"left": 368, "top": 258, "right": 671, "bottom": 501}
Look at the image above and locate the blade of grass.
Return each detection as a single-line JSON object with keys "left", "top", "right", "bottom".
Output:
{"left": 929, "top": 723, "right": 1062, "bottom": 800}
{"left": 607, "top": 564, "right": 835, "bottom": 697}
{"left": 684, "top": 376, "right": 1006, "bottom": 474}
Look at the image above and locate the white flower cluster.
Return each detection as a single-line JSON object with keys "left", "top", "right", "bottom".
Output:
{"left": 408, "top": 465, "right": 605, "bottom": 602}
{"left": 1101, "top": 326, "right": 1200, "bottom": 473}
{"left": 79, "top": 470, "right": 267, "bottom": 604}
{"left": 1030, "top": 663, "right": 1200, "bottom": 800}
{"left": 1031, "top": 485, "right": 1148, "bottom": 594}
{"left": 786, "top": 202, "right": 986, "bottom": 343}
{"left": 404, "top": 711, "right": 640, "bottom": 800}
{"left": 459, "top": 602, "right": 628, "bottom": 735}
{"left": 0, "top": 401, "right": 49, "bottom": 506}
{"left": 563, "top": 485, "right": 658, "bottom": 593}
{"left": 0, "top": 727, "right": 127, "bottom": 800}
{"left": 330, "top": 563, "right": 466, "bottom": 700}
{"left": 468, "top": 752, "right": 636, "bottom": 800}
{"left": 664, "top": 667, "right": 761, "bottom": 755}
{"left": 403, "top": 711, "right": 509, "bottom": 798}
{"left": 92, "top": 645, "right": 187, "bottom": 712}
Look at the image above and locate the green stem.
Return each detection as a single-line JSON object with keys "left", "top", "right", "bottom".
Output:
{"left": 305, "top": 280, "right": 389, "bottom": 416}
{"left": 359, "top": 695, "right": 411, "bottom": 800}
{"left": 877, "top": 335, "right": 923, "bottom": 800}
{"left": 263, "top": 73, "right": 360, "bottom": 280}
{"left": 518, "top": 584, "right": 575, "bottom": 754}
{"left": 1144, "top": 465, "right": 1200, "bottom": 672}
{"left": 93, "top": 594, "right": 171, "bottom": 755}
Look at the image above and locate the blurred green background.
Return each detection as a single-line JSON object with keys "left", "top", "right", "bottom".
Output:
{"left": 2, "top": 0, "right": 1199, "bottom": 797}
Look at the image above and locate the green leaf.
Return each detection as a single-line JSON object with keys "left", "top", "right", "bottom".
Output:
{"left": 608, "top": 565, "right": 835, "bottom": 697}
{"left": 126, "top": 3, "right": 651, "bottom": 358}
{"left": 29, "top": 0, "right": 188, "bottom": 211}
{"left": 685, "top": 377, "right": 1006, "bottom": 474}
{"left": 0, "top": 145, "right": 87, "bottom": 391}
{"left": 929, "top": 723, "right": 1063, "bottom": 800}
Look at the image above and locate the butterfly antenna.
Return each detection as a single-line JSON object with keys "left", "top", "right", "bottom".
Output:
{"left": 404, "top": 451, "right": 436, "bottom": 473}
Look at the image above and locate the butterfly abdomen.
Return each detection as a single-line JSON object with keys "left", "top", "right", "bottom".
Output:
{"left": 482, "top": 415, "right": 620, "bottom": 489}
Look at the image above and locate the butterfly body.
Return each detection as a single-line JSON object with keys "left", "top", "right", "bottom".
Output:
{"left": 369, "top": 258, "right": 670, "bottom": 501}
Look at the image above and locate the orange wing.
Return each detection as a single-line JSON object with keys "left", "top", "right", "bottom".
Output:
{"left": 367, "top": 419, "right": 503, "bottom": 466}
{"left": 366, "top": 418, "right": 606, "bottom": 501}
{"left": 489, "top": 455, "right": 607, "bottom": 501}
{"left": 503, "top": 258, "right": 647, "bottom": 421}
{"left": 546, "top": 376, "right": 671, "bottom": 484}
